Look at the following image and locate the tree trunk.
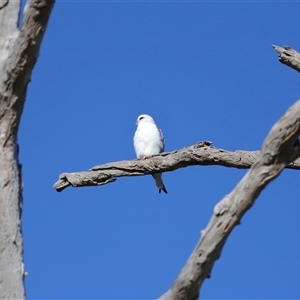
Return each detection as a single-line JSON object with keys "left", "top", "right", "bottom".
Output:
{"left": 0, "top": 0, "right": 54, "bottom": 298}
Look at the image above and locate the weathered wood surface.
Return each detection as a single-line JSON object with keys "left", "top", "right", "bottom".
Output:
{"left": 159, "top": 99, "right": 300, "bottom": 299}
{"left": 0, "top": 1, "right": 54, "bottom": 298}
{"left": 53, "top": 143, "right": 300, "bottom": 192}
{"left": 273, "top": 45, "right": 300, "bottom": 73}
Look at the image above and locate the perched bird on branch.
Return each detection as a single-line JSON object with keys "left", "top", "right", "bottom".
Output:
{"left": 133, "top": 114, "right": 168, "bottom": 194}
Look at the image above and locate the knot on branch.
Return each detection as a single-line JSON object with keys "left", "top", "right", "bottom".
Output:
{"left": 194, "top": 141, "right": 213, "bottom": 148}
{"left": 261, "top": 153, "right": 274, "bottom": 165}
{"left": 33, "top": 0, "right": 47, "bottom": 8}
{"left": 214, "top": 195, "right": 232, "bottom": 216}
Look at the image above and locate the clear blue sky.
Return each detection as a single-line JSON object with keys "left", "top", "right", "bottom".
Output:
{"left": 19, "top": 1, "right": 300, "bottom": 299}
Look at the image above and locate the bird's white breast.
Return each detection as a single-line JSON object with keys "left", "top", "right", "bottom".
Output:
{"left": 133, "top": 123, "right": 164, "bottom": 158}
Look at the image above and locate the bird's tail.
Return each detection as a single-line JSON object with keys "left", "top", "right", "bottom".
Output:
{"left": 152, "top": 173, "right": 168, "bottom": 194}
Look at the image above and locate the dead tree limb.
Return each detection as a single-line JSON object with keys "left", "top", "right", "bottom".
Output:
{"left": 159, "top": 99, "right": 300, "bottom": 300}
{"left": 53, "top": 142, "right": 300, "bottom": 192}
{"left": 273, "top": 45, "right": 300, "bottom": 72}
{"left": 0, "top": 0, "right": 54, "bottom": 298}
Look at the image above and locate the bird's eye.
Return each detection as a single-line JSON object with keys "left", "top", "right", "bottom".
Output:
{"left": 139, "top": 116, "right": 144, "bottom": 120}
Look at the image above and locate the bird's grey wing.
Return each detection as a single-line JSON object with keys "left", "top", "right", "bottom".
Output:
{"left": 157, "top": 127, "right": 165, "bottom": 152}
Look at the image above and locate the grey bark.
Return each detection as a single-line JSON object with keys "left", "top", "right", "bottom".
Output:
{"left": 158, "top": 46, "right": 300, "bottom": 299}
{"left": 0, "top": 0, "right": 54, "bottom": 298}
{"left": 159, "top": 99, "right": 300, "bottom": 299}
{"left": 53, "top": 142, "right": 300, "bottom": 192}
{"left": 273, "top": 45, "right": 300, "bottom": 72}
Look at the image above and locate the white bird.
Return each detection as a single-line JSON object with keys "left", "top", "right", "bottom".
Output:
{"left": 133, "top": 114, "right": 168, "bottom": 194}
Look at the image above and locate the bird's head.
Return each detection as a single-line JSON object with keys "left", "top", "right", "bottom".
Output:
{"left": 136, "top": 114, "right": 155, "bottom": 125}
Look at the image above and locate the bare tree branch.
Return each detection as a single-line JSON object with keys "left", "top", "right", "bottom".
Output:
{"left": 159, "top": 99, "right": 300, "bottom": 300}
{"left": 53, "top": 141, "right": 300, "bottom": 192}
{"left": 0, "top": 0, "right": 54, "bottom": 298}
{"left": 273, "top": 45, "right": 300, "bottom": 72}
